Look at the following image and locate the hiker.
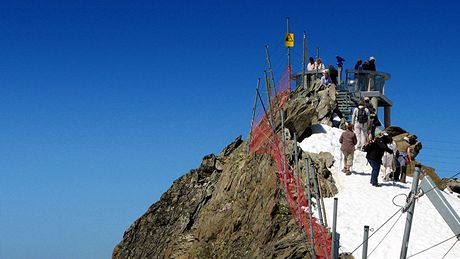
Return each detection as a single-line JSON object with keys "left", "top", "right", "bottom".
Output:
{"left": 321, "top": 70, "right": 332, "bottom": 86}
{"left": 368, "top": 56, "right": 376, "bottom": 71}
{"left": 366, "top": 56, "right": 376, "bottom": 90}
{"left": 363, "top": 97, "right": 378, "bottom": 138}
{"left": 395, "top": 136, "right": 412, "bottom": 183}
{"left": 307, "top": 57, "right": 315, "bottom": 71}
{"left": 365, "top": 134, "right": 393, "bottom": 187}
{"left": 328, "top": 64, "right": 338, "bottom": 85}
{"left": 339, "top": 123, "right": 357, "bottom": 175}
{"left": 354, "top": 58, "right": 365, "bottom": 90}
{"left": 315, "top": 58, "right": 325, "bottom": 71}
{"left": 381, "top": 133, "right": 397, "bottom": 181}
{"left": 351, "top": 101, "right": 370, "bottom": 149}
{"left": 354, "top": 58, "right": 363, "bottom": 70}
{"left": 362, "top": 60, "right": 370, "bottom": 70}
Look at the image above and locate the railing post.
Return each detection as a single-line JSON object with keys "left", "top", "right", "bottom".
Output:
{"left": 331, "top": 198, "right": 339, "bottom": 259}
{"left": 306, "top": 159, "right": 317, "bottom": 256}
{"left": 311, "top": 163, "right": 324, "bottom": 225}
{"left": 362, "top": 225, "right": 369, "bottom": 259}
{"left": 399, "top": 166, "right": 421, "bottom": 259}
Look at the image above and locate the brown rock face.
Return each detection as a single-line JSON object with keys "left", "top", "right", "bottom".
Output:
{"left": 112, "top": 136, "right": 315, "bottom": 258}
{"left": 112, "top": 83, "right": 342, "bottom": 258}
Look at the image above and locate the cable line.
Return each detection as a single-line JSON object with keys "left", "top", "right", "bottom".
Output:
{"left": 406, "top": 233, "right": 459, "bottom": 258}
{"left": 442, "top": 238, "right": 459, "bottom": 259}
{"left": 368, "top": 211, "right": 404, "bottom": 257}
{"left": 350, "top": 208, "right": 402, "bottom": 255}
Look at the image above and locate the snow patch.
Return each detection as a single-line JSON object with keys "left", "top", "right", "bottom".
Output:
{"left": 299, "top": 124, "right": 460, "bottom": 258}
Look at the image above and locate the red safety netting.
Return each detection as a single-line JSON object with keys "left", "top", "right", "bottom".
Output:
{"left": 249, "top": 65, "right": 332, "bottom": 258}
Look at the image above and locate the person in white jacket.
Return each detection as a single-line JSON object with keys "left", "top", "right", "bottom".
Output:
{"left": 351, "top": 101, "right": 370, "bottom": 149}
{"left": 381, "top": 133, "right": 397, "bottom": 181}
{"left": 314, "top": 58, "right": 325, "bottom": 71}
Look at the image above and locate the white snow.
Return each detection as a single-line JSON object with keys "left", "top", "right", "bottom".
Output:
{"left": 299, "top": 124, "right": 460, "bottom": 259}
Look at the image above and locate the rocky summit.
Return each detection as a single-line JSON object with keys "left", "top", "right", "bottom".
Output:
{"left": 112, "top": 80, "right": 437, "bottom": 258}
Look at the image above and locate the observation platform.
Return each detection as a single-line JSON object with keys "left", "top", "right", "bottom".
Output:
{"left": 293, "top": 69, "right": 393, "bottom": 128}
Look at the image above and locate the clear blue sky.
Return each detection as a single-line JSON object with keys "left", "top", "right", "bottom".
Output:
{"left": 1, "top": 1, "right": 459, "bottom": 258}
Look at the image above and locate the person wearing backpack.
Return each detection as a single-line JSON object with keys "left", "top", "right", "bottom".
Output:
{"left": 363, "top": 97, "right": 381, "bottom": 138}
{"left": 366, "top": 134, "right": 393, "bottom": 187}
{"left": 351, "top": 101, "right": 370, "bottom": 150}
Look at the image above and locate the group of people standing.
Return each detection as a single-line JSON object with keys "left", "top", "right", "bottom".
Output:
{"left": 307, "top": 57, "right": 339, "bottom": 86}
{"left": 354, "top": 56, "right": 376, "bottom": 71}
{"left": 339, "top": 98, "right": 412, "bottom": 187}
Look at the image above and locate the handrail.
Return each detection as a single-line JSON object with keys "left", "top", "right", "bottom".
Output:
{"left": 345, "top": 69, "right": 391, "bottom": 94}
{"left": 345, "top": 69, "right": 391, "bottom": 80}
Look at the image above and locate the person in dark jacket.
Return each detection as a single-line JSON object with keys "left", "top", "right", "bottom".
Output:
{"left": 339, "top": 123, "right": 357, "bottom": 175}
{"left": 366, "top": 135, "right": 393, "bottom": 187}
{"left": 328, "top": 64, "right": 339, "bottom": 85}
{"left": 354, "top": 58, "right": 363, "bottom": 70}
{"left": 368, "top": 56, "right": 376, "bottom": 71}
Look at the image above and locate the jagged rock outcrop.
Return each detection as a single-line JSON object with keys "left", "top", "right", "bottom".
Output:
{"left": 444, "top": 178, "right": 460, "bottom": 197}
{"left": 113, "top": 83, "right": 341, "bottom": 258}
{"left": 113, "top": 136, "right": 317, "bottom": 258}
{"left": 385, "top": 126, "right": 422, "bottom": 158}
{"left": 284, "top": 80, "right": 337, "bottom": 142}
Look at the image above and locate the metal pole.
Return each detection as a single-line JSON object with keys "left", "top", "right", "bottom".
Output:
{"left": 294, "top": 133, "right": 299, "bottom": 177}
{"left": 362, "top": 225, "right": 369, "bottom": 259}
{"left": 256, "top": 88, "right": 273, "bottom": 132}
{"left": 312, "top": 163, "right": 324, "bottom": 225}
{"left": 286, "top": 17, "right": 291, "bottom": 91}
{"left": 338, "top": 66, "right": 342, "bottom": 86}
{"left": 399, "top": 166, "right": 421, "bottom": 259}
{"left": 280, "top": 110, "right": 288, "bottom": 191}
{"left": 306, "top": 159, "right": 317, "bottom": 256}
{"left": 294, "top": 132, "right": 300, "bottom": 216}
{"left": 317, "top": 170, "right": 328, "bottom": 228}
{"left": 315, "top": 47, "right": 320, "bottom": 80}
{"left": 301, "top": 31, "right": 307, "bottom": 89}
{"left": 265, "top": 45, "right": 278, "bottom": 98}
{"left": 331, "top": 198, "right": 338, "bottom": 259}
{"left": 264, "top": 70, "right": 275, "bottom": 132}
{"left": 247, "top": 78, "right": 261, "bottom": 154}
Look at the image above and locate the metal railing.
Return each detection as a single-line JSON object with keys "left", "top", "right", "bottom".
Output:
{"left": 344, "top": 69, "right": 391, "bottom": 94}
{"left": 292, "top": 70, "right": 325, "bottom": 89}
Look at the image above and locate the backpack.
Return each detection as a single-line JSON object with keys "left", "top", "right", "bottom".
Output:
{"left": 362, "top": 138, "right": 376, "bottom": 152}
{"left": 357, "top": 107, "right": 368, "bottom": 123}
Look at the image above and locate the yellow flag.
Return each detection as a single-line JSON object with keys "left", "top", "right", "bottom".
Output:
{"left": 285, "top": 33, "right": 294, "bottom": 47}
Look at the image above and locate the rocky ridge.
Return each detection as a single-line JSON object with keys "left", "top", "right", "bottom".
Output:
{"left": 112, "top": 80, "right": 440, "bottom": 258}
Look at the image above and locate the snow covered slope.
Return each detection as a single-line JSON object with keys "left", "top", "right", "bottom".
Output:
{"left": 299, "top": 124, "right": 460, "bottom": 259}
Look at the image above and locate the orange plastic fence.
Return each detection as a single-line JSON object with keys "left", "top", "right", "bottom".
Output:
{"left": 249, "top": 66, "right": 332, "bottom": 258}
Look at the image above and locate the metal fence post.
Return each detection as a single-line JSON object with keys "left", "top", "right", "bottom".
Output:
{"left": 362, "top": 225, "right": 369, "bottom": 259}
{"left": 311, "top": 164, "right": 324, "bottom": 225}
{"left": 331, "top": 198, "right": 338, "bottom": 259}
{"left": 306, "top": 159, "right": 317, "bottom": 256}
{"left": 399, "top": 166, "right": 421, "bottom": 259}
